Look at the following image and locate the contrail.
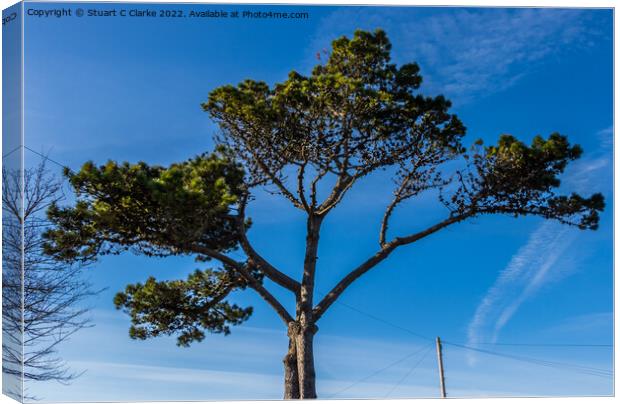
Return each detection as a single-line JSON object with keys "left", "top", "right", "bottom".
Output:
{"left": 466, "top": 221, "right": 575, "bottom": 363}
{"left": 466, "top": 126, "right": 612, "bottom": 364}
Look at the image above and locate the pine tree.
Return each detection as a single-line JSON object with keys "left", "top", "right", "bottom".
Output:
{"left": 44, "top": 29, "right": 604, "bottom": 399}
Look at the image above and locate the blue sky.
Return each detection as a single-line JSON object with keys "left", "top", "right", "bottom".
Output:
{"left": 15, "top": 3, "right": 613, "bottom": 401}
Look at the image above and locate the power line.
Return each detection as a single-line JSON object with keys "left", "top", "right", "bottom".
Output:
{"left": 315, "top": 290, "right": 434, "bottom": 343}
{"left": 3, "top": 145, "right": 22, "bottom": 159}
{"left": 318, "top": 291, "right": 613, "bottom": 383}
{"left": 443, "top": 341, "right": 613, "bottom": 379}
{"left": 320, "top": 291, "right": 610, "bottom": 349}
{"left": 384, "top": 343, "right": 434, "bottom": 398}
{"left": 328, "top": 341, "right": 434, "bottom": 398}
{"left": 471, "top": 343, "right": 613, "bottom": 348}
{"left": 23, "top": 146, "right": 73, "bottom": 173}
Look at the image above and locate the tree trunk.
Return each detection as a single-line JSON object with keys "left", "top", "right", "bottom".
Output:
{"left": 295, "top": 324, "right": 317, "bottom": 398}
{"left": 283, "top": 330, "right": 300, "bottom": 399}
{"left": 286, "top": 214, "right": 322, "bottom": 398}
{"left": 286, "top": 321, "right": 317, "bottom": 399}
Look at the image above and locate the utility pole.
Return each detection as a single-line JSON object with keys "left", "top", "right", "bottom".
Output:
{"left": 436, "top": 336, "right": 446, "bottom": 398}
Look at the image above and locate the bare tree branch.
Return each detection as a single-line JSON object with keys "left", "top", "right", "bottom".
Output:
{"left": 3, "top": 163, "right": 98, "bottom": 396}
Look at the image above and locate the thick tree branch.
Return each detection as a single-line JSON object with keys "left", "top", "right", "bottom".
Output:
{"left": 236, "top": 194, "right": 301, "bottom": 294}
{"left": 379, "top": 197, "right": 399, "bottom": 247}
{"left": 238, "top": 233, "right": 301, "bottom": 294}
{"left": 189, "top": 244, "right": 294, "bottom": 324}
{"left": 313, "top": 213, "right": 470, "bottom": 320}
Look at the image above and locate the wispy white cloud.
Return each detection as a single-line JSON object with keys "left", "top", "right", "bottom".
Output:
{"left": 396, "top": 9, "right": 602, "bottom": 103}
{"left": 563, "top": 125, "right": 613, "bottom": 196}
{"left": 595, "top": 126, "right": 614, "bottom": 150}
{"left": 542, "top": 312, "right": 613, "bottom": 337}
{"left": 307, "top": 8, "right": 606, "bottom": 103}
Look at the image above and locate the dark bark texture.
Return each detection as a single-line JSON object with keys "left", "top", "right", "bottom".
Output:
{"left": 283, "top": 333, "right": 300, "bottom": 399}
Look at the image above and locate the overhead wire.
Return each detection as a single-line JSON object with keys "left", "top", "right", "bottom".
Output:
{"left": 327, "top": 341, "right": 434, "bottom": 398}
{"left": 384, "top": 343, "right": 435, "bottom": 398}
{"left": 23, "top": 146, "right": 72, "bottom": 173}
{"left": 470, "top": 343, "right": 612, "bottom": 348}
{"left": 3, "top": 145, "right": 22, "bottom": 159}
{"left": 317, "top": 291, "right": 611, "bottom": 349}
{"left": 443, "top": 341, "right": 613, "bottom": 379}
{"left": 315, "top": 290, "right": 434, "bottom": 343}
{"left": 317, "top": 290, "right": 613, "bottom": 382}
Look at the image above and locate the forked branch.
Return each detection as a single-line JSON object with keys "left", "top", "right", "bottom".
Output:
{"left": 313, "top": 213, "right": 470, "bottom": 320}
{"left": 189, "top": 244, "right": 294, "bottom": 324}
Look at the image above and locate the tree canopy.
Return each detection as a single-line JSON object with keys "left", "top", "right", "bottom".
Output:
{"left": 44, "top": 146, "right": 246, "bottom": 261}
{"left": 113, "top": 267, "right": 255, "bottom": 347}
